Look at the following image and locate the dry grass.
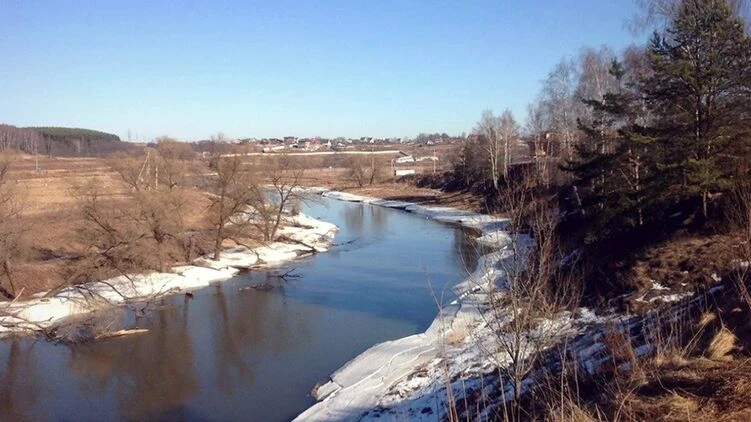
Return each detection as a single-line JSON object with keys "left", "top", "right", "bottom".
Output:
{"left": 531, "top": 293, "right": 751, "bottom": 422}
{"left": 707, "top": 327, "right": 737, "bottom": 360}
{"left": 3, "top": 152, "right": 485, "bottom": 298}
{"left": 627, "top": 234, "right": 735, "bottom": 303}
{"left": 3, "top": 155, "right": 217, "bottom": 297}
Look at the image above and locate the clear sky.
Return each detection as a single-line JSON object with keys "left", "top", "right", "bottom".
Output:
{"left": 0, "top": 0, "right": 641, "bottom": 141}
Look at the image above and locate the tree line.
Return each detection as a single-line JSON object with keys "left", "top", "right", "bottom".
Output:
{"left": 567, "top": 0, "right": 751, "bottom": 296}
{"left": 0, "top": 134, "right": 305, "bottom": 299}
{"left": 451, "top": 0, "right": 751, "bottom": 300}
{"left": 0, "top": 125, "right": 137, "bottom": 157}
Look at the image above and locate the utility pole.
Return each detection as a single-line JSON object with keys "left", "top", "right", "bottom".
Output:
{"left": 35, "top": 138, "right": 39, "bottom": 173}
{"left": 371, "top": 144, "right": 375, "bottom": 176}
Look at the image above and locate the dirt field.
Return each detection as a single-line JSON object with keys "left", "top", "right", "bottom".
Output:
{"left": 4, "top": 155, "right": 213, "bottom": 296}
{"left": 1, "top": 152, "right": 483, "bottom": 298}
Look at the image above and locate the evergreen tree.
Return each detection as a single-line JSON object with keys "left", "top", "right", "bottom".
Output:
{"left": 644, "top": 0, "right": 751, "bottom": 217}
{"left": 568, "top": 0, "right": 751, "bottom": 246}
{"left": 567, "top": 60, "right": 659, "bottom": 243}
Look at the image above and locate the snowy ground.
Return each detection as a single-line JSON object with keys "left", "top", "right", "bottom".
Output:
{"left": 296, "top": 190, "right": 710, "bottom": 421}
{"left": 295, "top": 190, "right": 532, "bottom": 421}
{"left": 0, "top": 211, "right": 338, "bottom": 337}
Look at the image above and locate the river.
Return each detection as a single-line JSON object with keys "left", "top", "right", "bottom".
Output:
{"left": 0, "top": 197, "right": 481, "bottom": 421}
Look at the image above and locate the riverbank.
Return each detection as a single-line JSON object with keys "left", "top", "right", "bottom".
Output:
{"left": 0, "top": 211, "right": 338, "bottom": 337}
{"left": 294, "top": 190, "right": 612, "bottom": 420}
{"left": 294, "top": 190, "right": 515, "bottom": 420}
{"left": 297, "top": 189, "right": 726, "bottom": 420}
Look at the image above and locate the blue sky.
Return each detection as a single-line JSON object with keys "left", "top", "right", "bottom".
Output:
{"left": 0, "top": 1, "right": 640, "bottom": 141}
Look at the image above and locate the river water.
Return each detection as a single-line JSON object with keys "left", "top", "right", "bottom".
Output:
{"left": 0, "top": 197, "right": 481, "bottom": 421}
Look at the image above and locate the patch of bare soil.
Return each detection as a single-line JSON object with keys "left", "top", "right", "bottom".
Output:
{"left": 623, "top": 233, "right": 738, "bottom": 313}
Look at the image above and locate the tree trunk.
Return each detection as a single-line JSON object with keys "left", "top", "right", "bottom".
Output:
{"left": 2, "top": 259, "right": 15, "bottom": 299}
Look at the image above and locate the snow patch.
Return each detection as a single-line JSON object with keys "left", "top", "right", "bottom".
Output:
{"left": 322, "top": 191, "right": 377, "bottom": 203}
{"left": 0, "top": 212, "right": 338, "bottom": 337}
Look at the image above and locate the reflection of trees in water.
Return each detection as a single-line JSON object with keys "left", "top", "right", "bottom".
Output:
{"left": 56, "top": 278, "right": 326, "bottom": 419}
{"left": 1, "top": 262, "right": 331, "bottom": 419}
{"left": 211, "top": 282, "right": 321, "bottom": 395}
{"left": 0, "top": 339, "right": 40, "bottom": 420}
{"left": 341, "top": 203, "right": 388, "bottom": 238}
{"left": 213, "top": 283, "right": 254, "bottom": 394}
{"left": 369, "top": 205, "right": 388, "bottom": 234}
{"left": 341, "top": 203, "right": 365, "bottom": 234}
{"left": 67, "top": 298, "right": 198, "bottom": 419}
{"left": 452, "top": 228, "right": 482, "bottom": 275}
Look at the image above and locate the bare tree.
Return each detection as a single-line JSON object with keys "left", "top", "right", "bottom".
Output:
{"left": 576, "top": 46, "right": 618, "bottom": 129}
{"left": 526, "top": 99, "right": 553, "bottom": 187}
{"left": 541, "top": 59, "right": 580, "bottom": 159}
{"left": 0, "top": 155, "right": 27, "bottom": 299}
{"left": 729, "top": 179, "right": 751, "bottom": 309}
{"left": 476, "top": 110, "right": 504, "bottom": 192}
{"left": 205, "top": 153, "right": 259, "bottom": 259}
{"left": 0, "top": 125, "right": 43, "bottom": 154}
{"left": 499, "top": 109, "right": 520, "bottom": 181}
{"left": 154, "top": 136, "right": 197, "bottom": 190}
{"left": 75, "top": 151, "right": 192, "bottom": 279}
{"left": 247, "top": 155, "right": 306, "bottom": 242}
{"left": 73, "top": 181, "right": 150, "bottom": 284}
{"left": 451, "top": 135, "right": 487, "bottom": 189}
{"left": 106, "top": 154, "right": 149, "bottom": 190}
{"left": 484, "top": 173, "right": 580, "bottom": 420}
{"left": 211, "top": 132, "right": 228, "bottom": 143}
{"left": 155, "top": 136, "right": 196, "bottom": 161}
{"left": 346, "top": 156, "right": 369, "bottom": 188}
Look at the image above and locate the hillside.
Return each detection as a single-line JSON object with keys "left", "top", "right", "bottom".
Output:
{"left": 0, "top": 124, "right": 139, "bottom": 157}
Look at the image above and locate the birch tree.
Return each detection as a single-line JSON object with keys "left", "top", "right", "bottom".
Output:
{"left": 476, "top": 110, "right": 502, "bottom": 191}
{"left": 499, "top": 109, "right": 520, "bottom": 180}
{"left": 576, "top": 46, "right": 618, "bottom": 134}
{"left": 541, "top": 59, "right": 580, "bottom": 159}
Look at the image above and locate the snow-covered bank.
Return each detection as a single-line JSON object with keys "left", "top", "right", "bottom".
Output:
{"left": 299, "top": 189, "right": 714, "bottom": 421}
{"left": 0, "top": 212, "right": 338, "bottom": 337}
{"left": 296, "top": 190, "right": 529, "bottom": 421}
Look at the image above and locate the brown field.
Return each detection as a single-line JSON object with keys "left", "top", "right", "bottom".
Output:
{"left": 2, "top": 149, "right": 481, "bottom": 298}
{"left": 5, "top": 154, "right": 213, "bottom": 296}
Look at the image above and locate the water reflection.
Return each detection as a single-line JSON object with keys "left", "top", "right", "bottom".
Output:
{"left": 213, "top": 284, "right": 253, "bottom": 394}
{"left": 341, "top": 202, "right": 365, "bottom": 234}
{"left": 68, "top": 299, "right": 198, "bottom": 419}
{"left": 0, "top": 339, "right": 40, "bottom": 420}
{"left": 0, "top": 198, "right": 481, "bottom": 421}
{"left": 369, "top": 204, "right": 388, "bottom": 233}
{"left": 453, "top": 227, "right": 486, "bottom": 275}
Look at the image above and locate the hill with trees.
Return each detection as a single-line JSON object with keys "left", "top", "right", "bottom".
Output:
{"left": 433, "top": 1, "right": 751, "bottom": 419}
{"left": 0, "top": 124, "right": 139, "bottom": 157}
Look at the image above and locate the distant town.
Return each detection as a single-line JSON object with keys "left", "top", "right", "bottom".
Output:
{"left": 192, "top": 133, "right": 468, "bottom": 152}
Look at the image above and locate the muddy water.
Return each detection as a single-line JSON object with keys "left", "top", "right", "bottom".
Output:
{"left": 0, "top": 197, "right": 481, "bottom": 421}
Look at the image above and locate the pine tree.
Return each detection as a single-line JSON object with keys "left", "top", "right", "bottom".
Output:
{"left": 566, "top": 60, "right": 658, "bottom": 243}
{"left": 644, "top": 0, "right": 751, "bottom": 217}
